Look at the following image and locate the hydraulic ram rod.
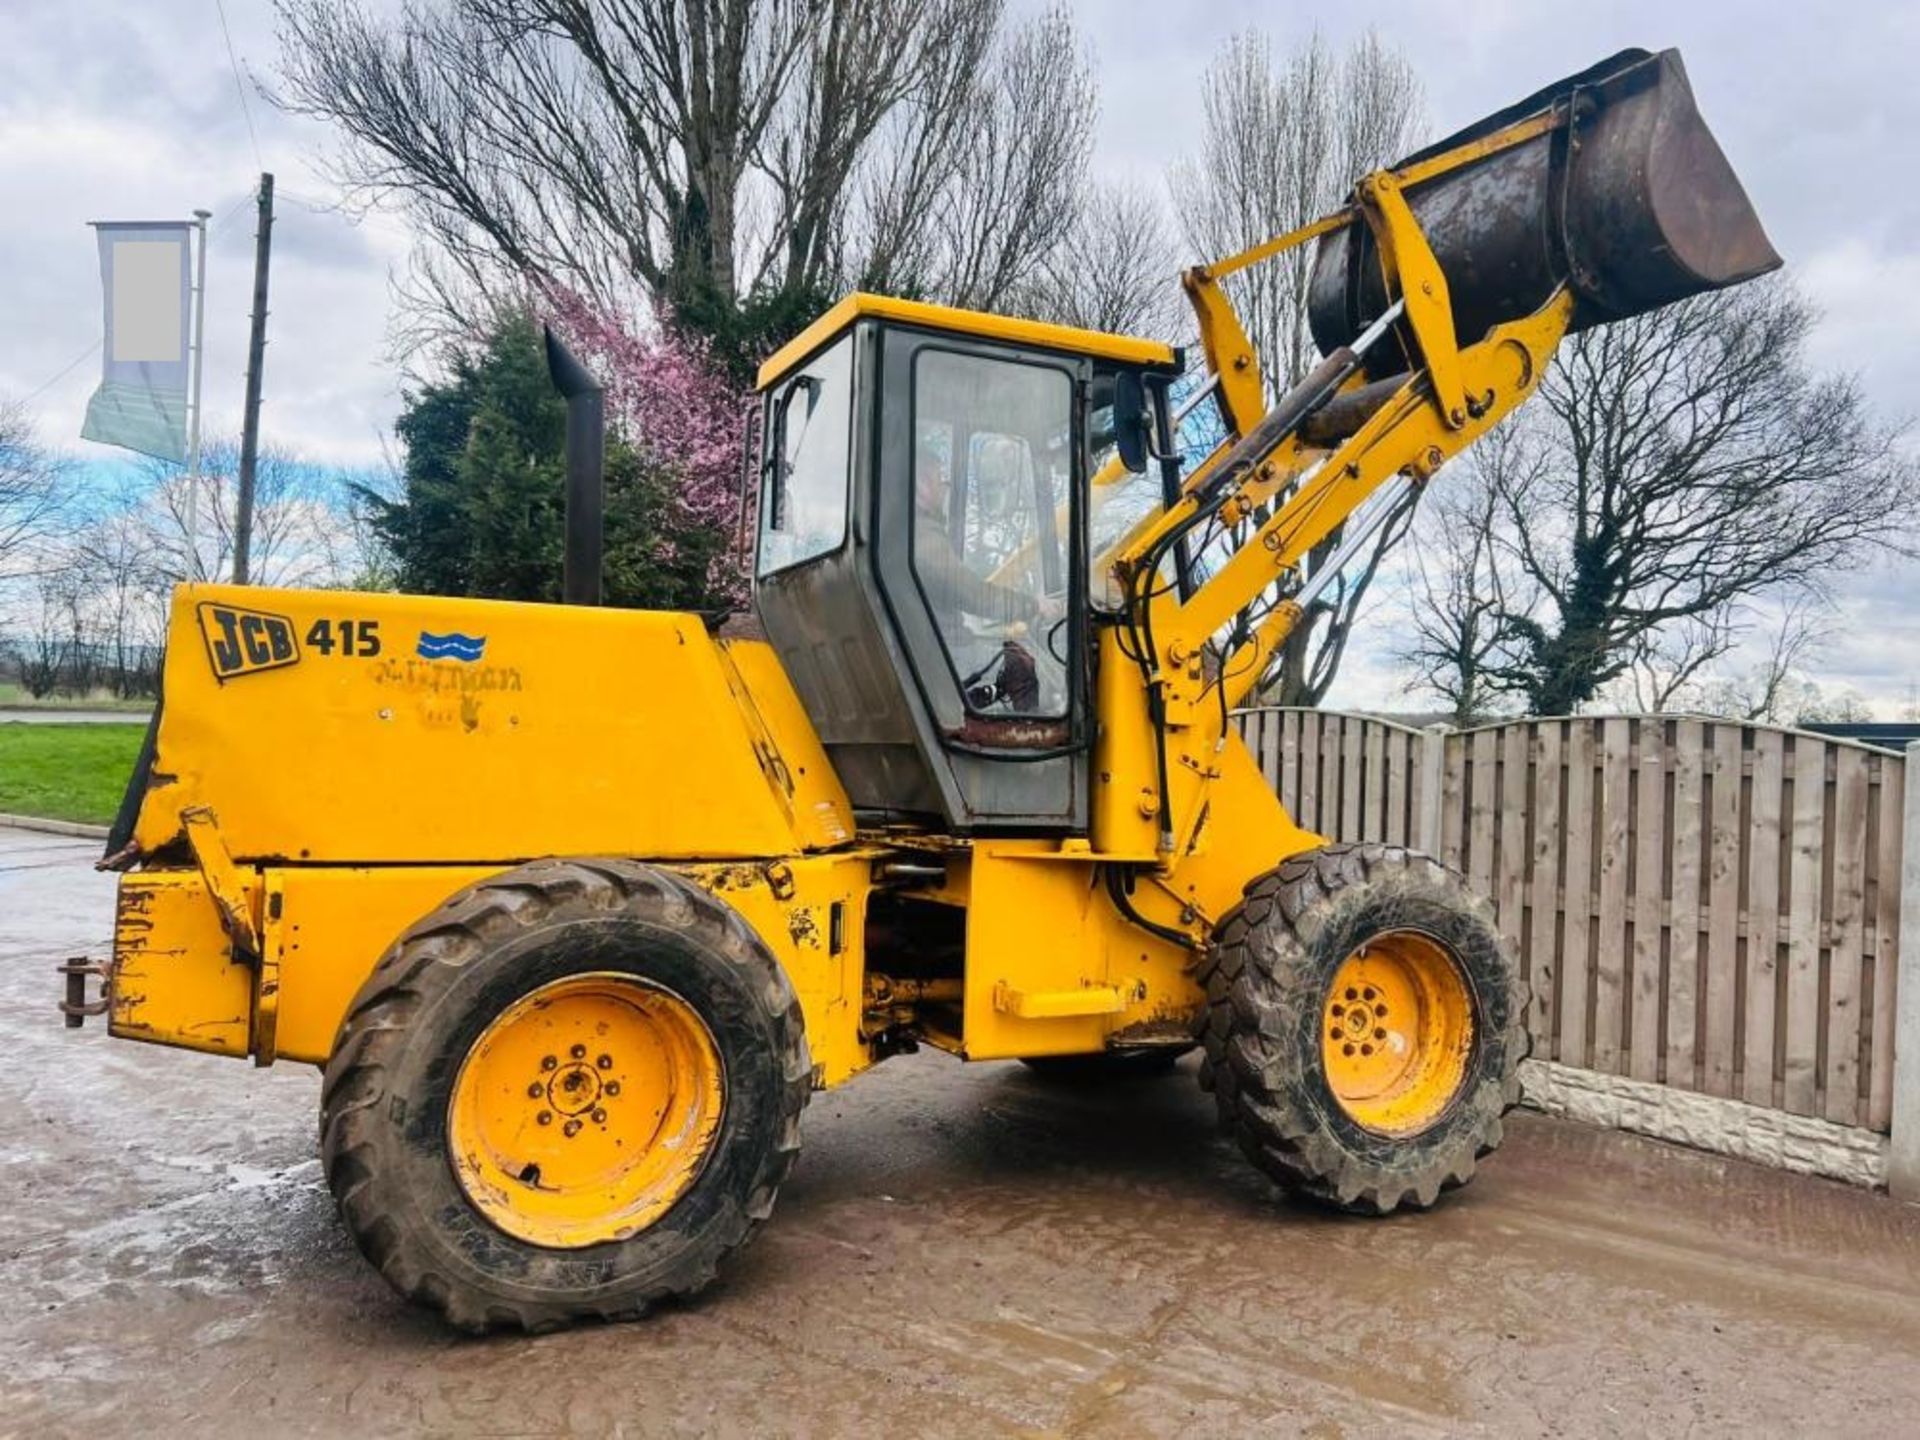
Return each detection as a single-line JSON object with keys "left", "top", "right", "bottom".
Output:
{"left": 1291, "top": 471, "right": 1419, "bottom": 613}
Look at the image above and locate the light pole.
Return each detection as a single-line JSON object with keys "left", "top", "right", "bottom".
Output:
{"left": 184, "top": 206, "right": 211, "bottom": 580}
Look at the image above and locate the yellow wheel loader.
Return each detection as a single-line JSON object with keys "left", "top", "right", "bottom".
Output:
{"left": 69, "top": 48, "right": 1777, "bottom": 1330}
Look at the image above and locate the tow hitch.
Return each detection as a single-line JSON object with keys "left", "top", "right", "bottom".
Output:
{"left": 58, "top": 958, "right": 112, "bottom": 1029}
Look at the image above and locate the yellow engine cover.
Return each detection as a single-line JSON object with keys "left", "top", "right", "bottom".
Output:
{"left": 131, "top": 584, "right": 853, "bottom": 865}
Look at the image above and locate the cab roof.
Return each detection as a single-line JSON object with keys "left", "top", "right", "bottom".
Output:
{"left": 754, "top": 292, "right": 1179, "bottom": 391}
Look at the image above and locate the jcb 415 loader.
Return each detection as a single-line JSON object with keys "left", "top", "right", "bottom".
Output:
{"left": 71, "top": 48, "right": 1777, "bottom": 1330}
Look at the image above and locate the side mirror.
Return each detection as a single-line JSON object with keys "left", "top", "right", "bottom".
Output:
{"left": 1112, "top": 371, "right": 1150, "bottom": 475}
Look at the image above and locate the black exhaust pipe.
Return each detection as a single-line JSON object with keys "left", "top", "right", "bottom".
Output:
{"left": 544, "top": 328, "right": 605, "bottom": 606}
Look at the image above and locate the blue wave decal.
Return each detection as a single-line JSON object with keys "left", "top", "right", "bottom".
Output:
{"left": 416, "top": 630, "right": 487, "bottom": 662}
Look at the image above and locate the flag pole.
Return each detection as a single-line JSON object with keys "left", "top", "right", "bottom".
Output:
{"left": 184, "top": 207, "right": 211, "bottom": 580}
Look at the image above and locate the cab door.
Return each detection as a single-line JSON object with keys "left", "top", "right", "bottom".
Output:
{"left": 870, "top": 328, "right": 1090, "bottom": 830}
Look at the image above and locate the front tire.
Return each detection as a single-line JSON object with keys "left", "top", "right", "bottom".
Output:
{"left": 1196, "top": 844, "right": 1527, "bottom": 1214}
{"left": 320, "top": 858, "right": 810, "bottom": 1332}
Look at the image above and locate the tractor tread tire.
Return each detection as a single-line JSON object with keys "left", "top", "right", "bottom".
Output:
{"left": 1194, "top": 843, "right": 1528, "bottom": 1215}
{"left": 320, "top": 858, "right": 810, "bottom": 1333}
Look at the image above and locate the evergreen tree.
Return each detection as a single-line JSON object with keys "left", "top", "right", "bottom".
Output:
{"left": 363, "top": 312, "right": 739, "bottom": 613}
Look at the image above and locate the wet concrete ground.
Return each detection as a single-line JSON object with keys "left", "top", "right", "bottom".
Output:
{"left": 6, "top": 822, "right": 1920, "bottom": 1438}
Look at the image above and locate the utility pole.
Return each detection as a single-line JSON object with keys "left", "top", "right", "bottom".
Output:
{"left": 233, "top": 172, "right": 274, "bottom": 585}
{"left": 183, "top": 207, "right": 212, "bottom": 580}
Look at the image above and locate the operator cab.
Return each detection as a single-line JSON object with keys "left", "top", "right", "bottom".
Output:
{"left": 752, "top": 294, "right": 1182, "bottom": 832}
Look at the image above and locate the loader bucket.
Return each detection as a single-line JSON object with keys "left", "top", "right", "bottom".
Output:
{"left": 1307, "top": 47, "right": 1781, "bottom": 357}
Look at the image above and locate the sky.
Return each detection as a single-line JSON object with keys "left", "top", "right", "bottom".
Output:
{"left": 2, "top": 0, "right": 1917, "bottom": 710}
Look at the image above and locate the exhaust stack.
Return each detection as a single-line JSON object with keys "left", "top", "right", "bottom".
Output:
{"left": 1308, "top": 48, "right": 1781, "bottom": 361}
{"left": 544, "top": 328, "right": 605, "bottom": 607}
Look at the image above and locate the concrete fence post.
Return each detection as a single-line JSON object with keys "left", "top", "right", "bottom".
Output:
{"left": 1415, "top": 723, "right": 1449, "bottom": 857}
{"left": 1891, "top": 740, "right": 1920, "bottom": 1201}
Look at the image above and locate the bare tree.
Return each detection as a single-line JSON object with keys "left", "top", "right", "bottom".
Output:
{"left": 0, "top": 398, "right": 71, "bottom": 582}
{"left": 1478, "top": 280, "right": 1920, "bottom": 715}
{"left": 1631, "top": 595, "right": 1827, "bottom": 720}
{"left": 926, "top": 6, "right": 1094, "bottom": 311}
{"left": 1396, "top": 438, "right": 1535, "bottom": 724}
{"left": 71, "top": 508, "right": 169, "bottom": 698}
{"left": 1788, "top": 680, "right": 1873, "bottom": 726}
{"left": 140, "top": 439, "right": 363, "bottom": 589}
{"left": 1015, "top": 177, "right": 1180, "bottom": 337}
{"left": 1169, "top": 28, "right": 1422, "bottom": 394}
{"left": 1169, "top": 28, "right": 1424, "bottom": 707}
{"left": 274, "top": 0, "right": 1095, "bottom": 347}
{"left": 12, "top": 579, "right": 71, "bottom": 698}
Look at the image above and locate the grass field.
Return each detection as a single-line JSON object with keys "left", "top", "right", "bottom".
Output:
{"left": 0, "top": 723, "right": 147, "bottom": 825}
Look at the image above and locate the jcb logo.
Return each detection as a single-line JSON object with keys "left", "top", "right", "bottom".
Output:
{"left": 198, "top": 603, "right": 300, "bottom": 681}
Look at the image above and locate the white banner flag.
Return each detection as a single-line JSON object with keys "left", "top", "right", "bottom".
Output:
{"left": 81, "top": 221, "right": 193, "bottom": 463}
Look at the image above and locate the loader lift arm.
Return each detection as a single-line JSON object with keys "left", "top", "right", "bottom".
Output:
{"left": 1096, "top": 107, "right": 1581, "bottom": 863}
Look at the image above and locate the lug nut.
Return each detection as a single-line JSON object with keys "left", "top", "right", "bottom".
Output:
{"left": 570, "top": 1044, "right": 587, "bottom": 1059}
{"left": 591, "top": 1108, "right": 607, "bottom": 1124}
{"left": 597, "top": 1054, "right": 613, "bottom": 1070}
{"left": 540, "top": 1055, "right": 557, "bottom": 1071}
{"left": 537, "top": 1111, "right": 553, "bottom": 1126}
{"left": 563, "top": 1119, "right": 582, "bottom": 1137}
{"left": 605, "top": 1081, "right": 621, "bottom": 1097}
{"left": 527, "top": 1082, "right": 544, "bottom": 1098}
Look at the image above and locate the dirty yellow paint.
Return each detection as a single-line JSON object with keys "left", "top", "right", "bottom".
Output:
{"left": 134, "top": 584, "right": 855, "bottom": 866}
{"left": 108, "top": 870, "right": 252, "bottom": 1058}
{"left": 1323, "top": 931, "right": 1477, "bottom": 1136}
{"left": 447, "top": 972, "right": 726, "bottom": 1248}
{"left": 124, "top": 848, "right": 877, "bottom": 1087}
{"left": 675, "top": 852, "right": 875, "bottom": 1086}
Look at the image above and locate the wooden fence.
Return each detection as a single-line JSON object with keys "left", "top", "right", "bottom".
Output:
{"left": 1235, "top": 709, "right": 1906, "bottom": 1135}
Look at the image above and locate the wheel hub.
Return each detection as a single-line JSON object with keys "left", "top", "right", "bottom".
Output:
{"left": 545, "top": 1057, "right": 606, "bottom": 1117}
{"left": 1321, "top": 931, "right": 1475, "bottom": 1136}
{"left": 448, "top": 972, "right": 726, "bottom": 1249}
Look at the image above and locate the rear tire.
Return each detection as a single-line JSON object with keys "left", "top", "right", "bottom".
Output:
{"left": 1196, "top": 843, "right": 1527, "bottom": 1214}
{"left": 320, "top": 858, "right": 810, "bottom": 1332}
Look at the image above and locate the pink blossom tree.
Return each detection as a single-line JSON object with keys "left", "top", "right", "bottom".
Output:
{"left": 544, "top": 289, "right": 755, "bottom": 606}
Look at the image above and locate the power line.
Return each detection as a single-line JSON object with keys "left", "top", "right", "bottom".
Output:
{"left": 208, "top": 189, "right": 255, "bottom": 237}
{"left": 213, "top": 0, "right": 264, "bottom": 170}
{"left": 17, "top": 341, "right": 101, "bottom": 404}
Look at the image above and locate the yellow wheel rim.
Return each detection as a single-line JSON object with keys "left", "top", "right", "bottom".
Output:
{"left": 448, "top": 972, "right": 725, "bottom": 1249}
{"left": 1321, "top": 931, "right": 1476, "bottom": 1136}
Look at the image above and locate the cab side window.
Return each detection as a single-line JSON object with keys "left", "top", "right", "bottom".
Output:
{"left": 758, "top": 335, "right": 853, "bottom": 576}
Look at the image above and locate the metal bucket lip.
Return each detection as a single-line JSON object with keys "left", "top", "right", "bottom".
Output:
{"left": 1393, "top": 46, "right": 1660, "bottom": 175}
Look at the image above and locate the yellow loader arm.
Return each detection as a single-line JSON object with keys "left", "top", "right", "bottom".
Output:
{"left": 1094, "top": 46, "right": 1778, "bottom": 861}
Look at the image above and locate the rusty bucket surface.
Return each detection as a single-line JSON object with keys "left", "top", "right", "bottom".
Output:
{"left": 1308, "top": 47, "right": 1782, "bottom": 359}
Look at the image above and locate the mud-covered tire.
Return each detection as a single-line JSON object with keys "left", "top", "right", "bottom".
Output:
{"left": 1019, "top": 1050, "right": 1188, "bottom": 1081}
{"left": 319, "top": 858, "right": 810, "bottom": 1333}
{"left": 1195, "top": 843, "right": 1528, "bottom": 1214}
